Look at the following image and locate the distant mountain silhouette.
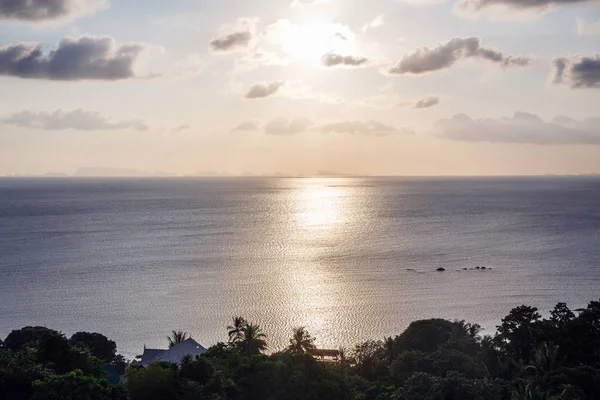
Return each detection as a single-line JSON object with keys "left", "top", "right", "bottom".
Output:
{"left": 74, "top": 167, "right": 176, "bottom": 177}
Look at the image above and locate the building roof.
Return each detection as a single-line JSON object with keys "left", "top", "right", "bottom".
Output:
{"left": 140, "top": 348, "right": 166, "bottom": 367}
{"left": 140, "top": 338, "right": 207, "bottom": 367}
{"left": 309, "top": 349, "right": 340, "bottom": 357}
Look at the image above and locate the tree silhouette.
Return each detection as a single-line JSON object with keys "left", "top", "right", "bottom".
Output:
{"left": 166, "top": 330, "right": 189, "bottom": 348}
{"left": 287, "top": 327, "right": 316, "bottom": 354}
{"left": 227, "top": 317, "right": 246, "bottom": 344}
{"left": 239, "top": 322, "right": 267, "bottom": 356}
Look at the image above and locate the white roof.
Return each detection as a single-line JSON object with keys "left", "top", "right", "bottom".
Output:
{"left": 141, "top": 338, "right": 207, "bottom": 367}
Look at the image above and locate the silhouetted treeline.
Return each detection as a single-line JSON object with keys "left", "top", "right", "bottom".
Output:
{"left": 2, "top": 299, "right": 600, "bottom": 399}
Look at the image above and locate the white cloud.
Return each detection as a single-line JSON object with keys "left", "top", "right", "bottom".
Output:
{"left": 361, "top": 14, "right": 385, "bottom": 33}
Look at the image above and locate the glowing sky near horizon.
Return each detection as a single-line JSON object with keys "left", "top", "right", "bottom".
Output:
{"left": 1, "top": 0, "right": 600, "bottom": 176}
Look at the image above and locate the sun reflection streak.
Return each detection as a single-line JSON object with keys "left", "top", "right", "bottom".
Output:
{"left": 296, "top": 180, "right": 348, "bottom": 229}
{"left": 281, "top": 179, "right": 355, "bottom": 342}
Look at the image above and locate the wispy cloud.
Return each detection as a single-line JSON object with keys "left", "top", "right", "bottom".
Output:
{"left": 231, "top": 121, "right": 260, "bottom": 132}
{"left": 3, "top": 109, "right": 148, "bottom": 131}
{"left": 388, "top": 37, "right": 530, "bottom": 75}
{"left": 264, "top": 117, "right": 313, "bottom": 135}
{"left": 321, "top": 120, "right": 411, "bottom": 136}
{"left": 436, "top": 112, "right": 600, "bottom": 144}
{"left": 321, "top": 52, "right": 369, "bottom": 67}
{"left": 361, "top": 14, "right": 385, "bottom": 33}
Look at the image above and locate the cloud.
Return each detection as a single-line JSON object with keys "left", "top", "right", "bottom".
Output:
{"left": 0, "top": 36, "right": 146, "bottom": 80}
{"left": 210, "top": 31, "right": 252, "bottom": 52}
{"left": 456, "top": 0, "right": 594, "bottom": 14}
{"left": 436, "top": 112, "right": 600, "bottom": 144}
{"left": 361, "top": 14, "right": 385, "bottom": 33}
{"left": 278, "top": 80, "right": 345, "bottom": 104}
{"left": 415, "top": 96, "right": 440, "bottom": 109}
{"left": 245, "top": 81, "right": 285, "bottom": 99}
{"left": 577, "top": 18, "right": 600, "bottom": 35}
{"left": 551, "top": 55, "right": 600, "bottom": 89}
{"left": 173, "top": 124, "right": 190, "bottom": 132}
{"left": 290, "top": 0, "right": 332, "bottom": 9}
{"left": 321, "top": 52, "right": 368, "bottom": 67}
{"left": 210, "top": 18, "right": 256, "bottom": 52}
{"left": 388, "top": 37, "right": 530, "bottom": 75}
{"left": 0, "top": 0, "right": 107, "bottom": 23}
{"left": 231, "top": 121, "right": 260, "bottom": 131}
{"left": 264, "top": 117, "right": 313, "bottom": 135}
{"left": 2, "top": 109, "right": 148, "bottom": 131}
{"left": 320, "top": 120, "right": 409, "bottom": 136}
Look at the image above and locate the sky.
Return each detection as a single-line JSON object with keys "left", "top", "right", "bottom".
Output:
{"left": 0, "top": 0, "right": 599, "bottom": 176}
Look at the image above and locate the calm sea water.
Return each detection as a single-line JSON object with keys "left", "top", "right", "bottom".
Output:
{"left": 0, "top": 177, "right": 599, "bottom": 357}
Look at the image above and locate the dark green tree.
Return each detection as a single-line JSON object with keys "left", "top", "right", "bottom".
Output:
{"left": 70, "top": 332, "right": 117, "bottom": 363}
{"left": 31, "top": 371, "right": 127, "bottom": 400}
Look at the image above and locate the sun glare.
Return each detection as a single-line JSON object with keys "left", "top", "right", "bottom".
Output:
{"left": 267, "top": 20, "right": 355, "bottom": 65}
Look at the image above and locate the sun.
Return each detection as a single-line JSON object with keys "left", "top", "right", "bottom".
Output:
{"left": 267, "top": 20, "right": 356, "bottom": 66}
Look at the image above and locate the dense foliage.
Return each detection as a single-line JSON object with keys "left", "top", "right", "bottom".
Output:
{"left": 2, "top": 299, "right": 600, "bottom": 399}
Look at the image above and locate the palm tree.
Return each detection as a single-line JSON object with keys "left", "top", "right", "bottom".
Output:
{"left": 227, "top": 316, "right": 247, "bottom": 344}
{"left": 452, "top": 320, "right": 483, "bottom": 341}
{"left": 239, "top": 322, "right": 268, "bottom": 356}
{"left": 528, "top": 342, "right": 561, "bottom": 377}
{"left": 167, "top": 330, "right": 189, "bottom": 348}
{"left": 287, "top": 327, "right": 316, "bottom": 354}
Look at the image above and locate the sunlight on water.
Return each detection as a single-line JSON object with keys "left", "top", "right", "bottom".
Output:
{"left": 284, "top": 179, "right": 355, "bottom": 343}
{"left": 295, "top": 180, "right": 348, "bottom": 229}
{"left": 1, "top": 177, "right": 599, "bottom": 356}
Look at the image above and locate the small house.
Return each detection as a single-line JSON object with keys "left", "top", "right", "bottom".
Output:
{"left": 140, "top": 338, "right": 207, "bottom": 367}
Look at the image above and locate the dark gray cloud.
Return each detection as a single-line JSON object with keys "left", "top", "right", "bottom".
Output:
{"left": 389, "top": 37, "right": 530, "bottom": 75}
{"left": 210, "top": 31, "right": 252, "bottom": 52}
{"left": 321, "top": 120, "right": 409, "bottom": 136}
{"left": 551, "top": 56, "right": 600, "bottom": 89}
{"left": 415, "top": 96, "right": 440, "bottom": 109}
{"left": 231, "top": 121, "right": 260, "bottom": 131}
{"left": 245, "top": 81, "right": 285, "bottom": 99}
{"left": 456, "top": 0, "right": 593, "bottom": 12}
{"left": 436, "top": 112, "right": 600, "bottom": 144}
{"left": 0, "top": 36, "right": 145, "bottom": 80}
{"left": 264, "top": 118, "right": 313, "bottom": 135}
{"left": 0, "top": 0, "right": 106, "bottom": 22}
{"left": 321, "top": 52, "right": 368, "bottom": 67}
{"left": 3, "top": 109, "right": 148, "bottom": 131}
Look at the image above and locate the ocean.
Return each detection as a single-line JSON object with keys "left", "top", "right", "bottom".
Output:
{"left": 0, "top": 177, "right": 599, "bottom": 358}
